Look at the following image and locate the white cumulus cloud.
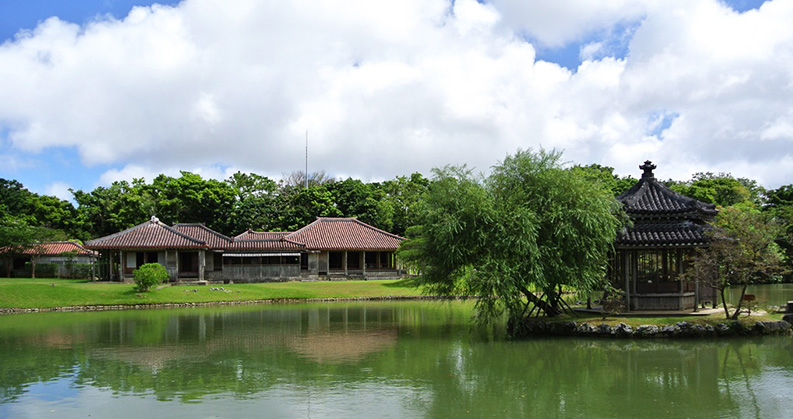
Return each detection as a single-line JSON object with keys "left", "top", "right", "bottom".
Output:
{"left": 0, "top": 0, "right": 791, "bottom": 188}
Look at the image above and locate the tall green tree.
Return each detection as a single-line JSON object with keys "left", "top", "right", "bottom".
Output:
{"left": 667, "top": 172, "right": 761, "bottom": 208}
{"left": 400, "top": 149, "right": 624, "bottom": 329}
{"left": 569, "top": 164, "right": 636, "bottom": 196}
{"left": 381, "top": 173, "right": 429, "bottom": 236}
{"left": 686, "top": 205, "right": 787, "bottom": 319}
{"left": 226, "top": 172, "right": 280, "bottom": 234}
{"left": 763, "top": 184, "right": 793, "bottom": 280}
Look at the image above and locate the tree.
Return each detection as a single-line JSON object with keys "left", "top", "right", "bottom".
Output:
{"left": 26, "top": 227, "right": 67, "bottom": 278}
{"left": 0, "top": 216, "right": 65, "bottom": 277}
{"left": 0, "top": 216, "right": 36, "bottom": 277}
{"left": 133, "top": 263, "right": 170, "bottom": 292}
{"left": 686, "top": 205, "right": 787, "bottom": 319}
{"left": 667, "top": 172, "right": 760, "bottom": 208}
{"left": 763, "top": 184, "right": 793, "bottom": 280}
{"left": 381, "top": 173, "right": 429, "bottom": 236}
{"left": 282, "top": 170, "right": 334, "bottom": 188}
{"left": 226, "top": 172, "right": 280, "bottom": 234}
{"left": 568, "top": 164, "right": 636, "bottom": 196}
{"left": 400, "top": 149, "right": 624, "bottom": 330}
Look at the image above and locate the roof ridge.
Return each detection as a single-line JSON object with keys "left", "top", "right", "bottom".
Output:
{"left": 157, "top": 223, "right": 209, "bottom": 246}
{"left": 350, "top": 218, "right": 405, "bottom": 240}
{"left": 86, "top": 219, "right": 157, "bottom": 246}
{"left": 174, "top": 223, "right": 233, "bottom": 242}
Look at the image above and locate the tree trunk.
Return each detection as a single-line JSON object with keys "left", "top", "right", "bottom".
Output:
{"left": 31, "top": 257, "right": 37, "bottom": 279}
{"left": 730, "top": 284, "right": 748, "bottom": 320}
{"left": 518, "top": 284, "right": 561, "bottom": 316}
{"left": 720, "top": 287, "right": 730, "bottom": 319}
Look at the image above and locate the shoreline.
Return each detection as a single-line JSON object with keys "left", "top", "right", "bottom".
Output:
{"left": 0, "top": 295, "right": 464, "bottom": 315}
{"left": 512, "top": 318, "right": 793, "bottom": 338}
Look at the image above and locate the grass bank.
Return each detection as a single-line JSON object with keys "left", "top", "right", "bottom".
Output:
{"left": 0, "top": 277, "right": 424, "bottom": 310}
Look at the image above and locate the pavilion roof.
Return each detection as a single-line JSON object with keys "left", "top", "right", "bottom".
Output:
{"left": 617, "top": 161, "right": 718, "bottom": 217}
{"left": 616, "top": 220, "right": 711, "bottom": 247}
{"left": 615, "top": 161, "right": 718, "bottom": 248}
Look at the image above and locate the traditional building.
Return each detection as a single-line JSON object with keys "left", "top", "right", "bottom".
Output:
{"left": 85, "top": 216, "right": 404, "bottom": 283}
{"left": 612, "top": 161, "right": 718, "bottom": 311}
{"left": 1, "top": 241, "right": 97, "bottom": 277}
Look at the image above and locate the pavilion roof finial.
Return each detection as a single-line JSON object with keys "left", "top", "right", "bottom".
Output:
{"left": 640, "top": 160, "right": 657, "bottom": 179}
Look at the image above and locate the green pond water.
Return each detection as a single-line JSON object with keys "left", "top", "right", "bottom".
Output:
{"left": 1, "top": 299, "right": 792, "bottom": 418}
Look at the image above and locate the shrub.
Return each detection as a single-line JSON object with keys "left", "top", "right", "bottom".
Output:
{"left": 133, "top": 263, "right": 170, "bottom": 292}
{"left": 70, "top": 264, "right": 94, "bottom": 279}
{"left": 24, "top": 262, "right": 57, "bottom": 278}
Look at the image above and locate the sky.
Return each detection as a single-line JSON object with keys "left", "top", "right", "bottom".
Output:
{"left": 0, "top": 0, "right": 790, "bottom": 202}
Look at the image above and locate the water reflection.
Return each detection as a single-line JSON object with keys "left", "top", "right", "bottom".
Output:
{"left": 0, "top": 302, "right": 791, "bottom": 418}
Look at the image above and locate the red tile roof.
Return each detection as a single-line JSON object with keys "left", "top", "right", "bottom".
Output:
{"left": 85, "top": 217, "right": 207, "bottom": 250}
{"left": 10, "top": 241, "right": 98, "bottom": 256}
{"left": 85, "top": 217, "right": 403, "bottom": 252}
{"left": 228, "top": 238, "right": 306, "bottom": 251}
{"left": 286, "top": 218, "right": 403, "bottom": 251}
{"left": 173, "top": 224, "right": 233, "bottom": 249}
{"left": 234, "top": 230, "right": 291, "bottom": 241}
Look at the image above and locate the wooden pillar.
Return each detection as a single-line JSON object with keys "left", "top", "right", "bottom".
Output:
{"left": 632, "top": 250, "right": 638, "bottom": 297}
{"left": 624, "top": 251, "right": 631, "bottom": 311}
{"left": 198, "top": 251, "right": 206, "bottom": 281}
{"left": 362, "top": 251, "right": 367, "bottom": 275}
{"left": 343, "top": 251, "right": 348, "bottom": 275}
{"left": 118, "top": 251, "right": 124, "bottom": 282}
{"left": 694, "top": 278, "right": 700, "bottom": 312}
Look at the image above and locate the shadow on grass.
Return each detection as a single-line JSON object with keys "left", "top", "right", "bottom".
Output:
{"left": 383, "top": 277, "right": 421, "bottom": 288}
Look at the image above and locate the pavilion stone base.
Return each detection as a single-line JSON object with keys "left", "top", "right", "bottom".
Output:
{"left": 630, "top": 293, "right": 696, "bottom": 311}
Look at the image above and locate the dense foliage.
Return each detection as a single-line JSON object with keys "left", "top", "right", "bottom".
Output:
{"left": 1, "top": 154, "right": 793, "bottom": 282}
{"left": 684, "top": 205, "right": 787, "bottom": 319}
{"left": 399, "top": 150, "right": 626, "bottom": 327}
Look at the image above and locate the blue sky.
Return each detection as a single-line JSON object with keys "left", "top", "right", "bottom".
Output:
{"left": 0, "top": 0, "right": 788, "bottom": 203}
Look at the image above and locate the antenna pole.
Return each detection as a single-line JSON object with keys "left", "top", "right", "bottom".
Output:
{"left": 305, "top": 130, "right": 309, "bottom": 189}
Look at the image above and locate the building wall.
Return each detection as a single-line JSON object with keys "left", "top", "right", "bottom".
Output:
{"left": 221, "top": 265, "right": 301, "bottom": 282}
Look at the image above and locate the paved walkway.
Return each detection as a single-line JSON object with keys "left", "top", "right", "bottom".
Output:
{"left": 574, "top": 306, "right": 724, "bottom": 317}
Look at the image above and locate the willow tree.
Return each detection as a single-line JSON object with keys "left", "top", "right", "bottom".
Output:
{"left": 400, "top": 150, "right": 624, "bottom": 329}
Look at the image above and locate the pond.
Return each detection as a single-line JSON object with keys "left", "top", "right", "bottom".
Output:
{"left": 726, "top": 283, "right": 793, "bottom": 307}
{"left": 0, "top": 300, "right": 791, "bottom": 418}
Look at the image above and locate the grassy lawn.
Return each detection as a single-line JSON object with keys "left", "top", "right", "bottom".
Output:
{"left": 0, "top": 277, "right": 425, "bottom": 309}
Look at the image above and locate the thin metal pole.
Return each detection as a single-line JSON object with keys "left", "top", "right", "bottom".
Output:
{"left": 305, "top": 130, "right": 309, "bottom": 189}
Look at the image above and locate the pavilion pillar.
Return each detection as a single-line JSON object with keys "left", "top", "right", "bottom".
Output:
{"left": 694, "top": 278, "right": 700, "bottom": 312}
{"left": 624, "top": 251, "right": 631, "bottom": 311}
{"left": 632, "top": 250, "right": 638, "bottom": 300}
{"left": 343, "top": 251, "right": 348, "bottom": 275}
{"left": 362, "top": 251, "right": 367, "bottom": 275}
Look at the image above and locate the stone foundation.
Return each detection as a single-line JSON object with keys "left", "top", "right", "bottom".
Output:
{"left": 512, "top": 319, "right": 792, "bottom": 338}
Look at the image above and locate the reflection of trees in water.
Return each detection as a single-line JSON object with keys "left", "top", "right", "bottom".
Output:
{"left": 416, "top": 338, "right": 793, "bottom": 418}
{"left": 718, "top": 338, "right": 793, "bottom": 419}
{"left": 1, "top": 304, "right": 791, "bottom": 415}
